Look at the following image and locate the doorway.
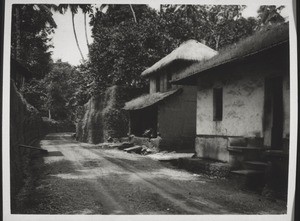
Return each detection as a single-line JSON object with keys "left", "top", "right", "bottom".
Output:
{"left": 129, "top": 105, "right": 158, "bottom": 137}
{"left": 263, "top": 76, "right": 283, "bottom": 149}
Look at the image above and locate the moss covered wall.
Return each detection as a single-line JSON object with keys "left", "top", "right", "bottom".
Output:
{"left": 10, "top": 81, "right": 45, "bottom": 209}
{"left": 76, "top": 86, "right": 143, "bottom": 144}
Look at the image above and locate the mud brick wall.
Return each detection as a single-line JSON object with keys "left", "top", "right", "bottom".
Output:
{"left": 76, "top": 86, "right": 144, "bottom": 144}
{"left": 195, "top": 51, "right": 290, "bottom": 162}
{"left": 10, "top": 81, "right": 45, "bottom": 208}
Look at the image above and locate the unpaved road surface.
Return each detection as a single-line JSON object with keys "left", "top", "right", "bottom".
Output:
{"left": 15, "top": 133, "right": 287, "bottom": 214}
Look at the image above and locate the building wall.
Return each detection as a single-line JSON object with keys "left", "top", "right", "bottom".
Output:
{"left": 195, "top": 53, "right": 289, "bottom": 161}
{"left": 282, "top": 73, "right": 290, "bottom": 144}
{"left": 196, "top": 70, "right": 265, "bottom": 137}
{"left": 158, "top": 85, "right": 197, "bottom": 150}
{"left": 149, "top": 77, "right": 156, "bottom": 94}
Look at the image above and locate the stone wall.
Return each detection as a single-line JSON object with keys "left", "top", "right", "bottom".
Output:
{"left": 10, "top": 81, "right": 45, "bottom": 208}
{"left": 76, "top": 86, "right": 143, "bottom": 144}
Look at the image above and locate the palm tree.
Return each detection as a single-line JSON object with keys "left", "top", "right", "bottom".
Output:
{"left": 129, "top": 5, "right": 137, "bottom": 23}
{"left": 53, "top": 4, "right": 86, "bottom": 61}
{"left": 79, "top": 5, "right": 93, "bottom": 50}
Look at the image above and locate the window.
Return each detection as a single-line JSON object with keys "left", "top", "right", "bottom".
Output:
{"left": 167, "top": 73, "right": 172, "bottom": 90}
{"left": 213, "top": 88, "right": 223, "bottom": 121}
{"left": 156, "top": 75, "right": 160, "bottom": 92}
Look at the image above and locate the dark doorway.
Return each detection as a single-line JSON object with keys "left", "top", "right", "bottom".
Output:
{"left": 264, "top": 76, "right": 283, "bottom": 149}
{"left": 129, "top": 105, "right": 158, "bottom": 137}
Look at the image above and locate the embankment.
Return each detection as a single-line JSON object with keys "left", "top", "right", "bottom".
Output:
{"left": 10, "top": 81, "right": 45, "bottom": 210}
{"left": 76, "top": 85, "right": 143, "bottom": 144}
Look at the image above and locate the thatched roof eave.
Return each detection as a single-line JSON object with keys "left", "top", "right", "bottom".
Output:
{"left": 141, "top": 40, "right": 218, "bottom": 78}
{"left": 123, "top": 88, "right": 182, "bottom": 110}
{"left": 171, "top": 23, "right": 289, "bottom": 85}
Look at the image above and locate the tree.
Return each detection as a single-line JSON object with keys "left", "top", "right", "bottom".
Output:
{"left": 161, "top": 5, "right": 257, "bottom": 50}
{"left": 53, "top": 4, "right": 93, "bottom": 61}
{"left": 22, "top": 60, "right": 91, "bottom": 122}
{"left": 99, "top": 4, "right": 138, "bottom": 23}
{"left": 257, "top": 5, "right": 285, "bottom": 26}
{"left": 11, "top": 4, "right": 57, "bottom": 79}
{"left": 79, "top": 5, "right": 93, "bottom": 49}
{"left": 89, "top": 5, "right": 177, "bottom": 92}
{"left": 88, "top": 4, "right": 258, "bottom": 94}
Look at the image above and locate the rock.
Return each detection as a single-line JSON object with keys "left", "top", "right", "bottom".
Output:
{"left": 116, "top": 142, "right": 134, "bottom": 150}
{"left": 124, "top": 145, "right": 143, "bottom": 154}
{"left": 99, "top": 143, "right": 114, "bottom": 149}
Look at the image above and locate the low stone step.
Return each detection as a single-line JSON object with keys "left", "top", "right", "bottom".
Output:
{"left": 231, "top": 169, "right": 264, "bottom": 176}
{"left": 115, "top": 142, "right": 134, "bottom": 150}
{"left": 244, "top": 161, "right": 269, "bottom": 171}
{"left": 264, "top": 150, "right": 288, "bottom": 158}
{"left": 230, "top": 169, "right": 266, "bottom": 192}
{"left": 228, "top": 146, "right": 261, "bottom": 151}
{"left": 124, "top": 145, "right": 143, "bottom": 153}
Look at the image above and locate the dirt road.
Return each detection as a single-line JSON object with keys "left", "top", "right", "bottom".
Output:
{"left": 14, "top": 133, "right": 287, "bottom": 214}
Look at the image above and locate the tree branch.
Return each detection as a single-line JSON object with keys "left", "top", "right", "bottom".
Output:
{"left": 129, "top": 5, "right": 137, "bottom": 23}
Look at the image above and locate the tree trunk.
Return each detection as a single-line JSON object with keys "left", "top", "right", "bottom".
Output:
{"left": 48, "top": 109, "right": 51, "bottom": 119}
{"left": 129, "top": 5, "right": 137, "bottom": 23}
{"left": 84, "top": 12, "right": 89, "bottom": 51}
{"left": 15, "top": 6, "right": 21, "bottom": 60}
{"left": 72, "top": 12, "right": 85, "bottom": 61}
{"left": 215, "top": 35, "right": 220, "bottom": 51}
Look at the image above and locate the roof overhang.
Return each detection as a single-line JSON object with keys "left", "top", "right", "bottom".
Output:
{"left": 123, "top": 88, "right": 183, "bottom": 110}
{"left": 172, "top": 40, "right": 289, "bottom": 86}
{"left": 171, "top": 23, "right": 289, "bottom": 86}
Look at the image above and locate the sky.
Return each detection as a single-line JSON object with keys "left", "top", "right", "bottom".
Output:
{"left": 51, "top": 4, "right": 289, "bottom": 66}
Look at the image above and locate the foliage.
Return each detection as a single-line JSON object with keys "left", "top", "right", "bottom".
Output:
{"left": 22, "top": 60, "right": 92, "bottom": 122}
{"left": 257, "top": 5, "right": 285, "bottom": 25}
{"left": 11, "top": 4, "right": 57, "bottom": 79}
{"left": 88, "top": 4, "right": 260, "bottom": 93}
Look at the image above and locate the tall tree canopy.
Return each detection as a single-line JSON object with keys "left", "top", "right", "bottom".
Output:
{"left": 257, "top": 5, "right": 285, "bottom": 25}
{"left": 11, "top": 4, "right": 57, "bottom": 79}
{"left": 88, "top": 5, "right": 176, "bottom": 91}
{"left": 88, "top": 4, "right": 259, "bottom": 93}
{"left": 22, "top": 60, "right": 91, "bottom": 121}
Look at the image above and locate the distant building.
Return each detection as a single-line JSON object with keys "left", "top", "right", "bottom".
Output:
{"left": 173, "top": 23, "right": 289, "bottom": 195}
{"left": 124, "top": 40, "right": 217, "bottom": 151}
